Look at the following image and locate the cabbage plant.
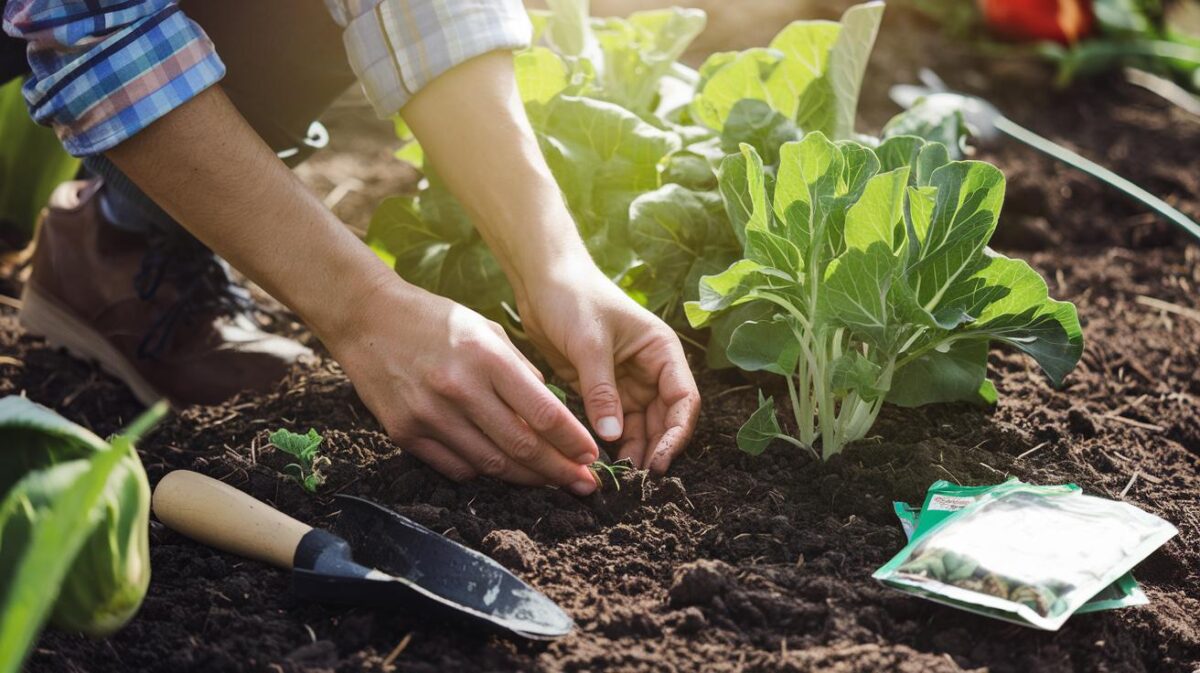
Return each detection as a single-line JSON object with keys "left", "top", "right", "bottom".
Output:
{"left": 686, "top": 135, "right": 1083, "bottom": 458}
{"left": 0, "top": 397, "right": 166, "bottom": 673}
{"left": 369, "top": 1, "right": 916, "bottom": 325}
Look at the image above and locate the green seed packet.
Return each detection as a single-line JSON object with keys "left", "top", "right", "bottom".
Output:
{"left": 882, "top": 482, "right": 1170, "bottom": 629}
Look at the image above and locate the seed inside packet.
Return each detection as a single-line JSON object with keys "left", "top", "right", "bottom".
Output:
{"left": 878, "top": 483, "right": 1175, "bottom": 630}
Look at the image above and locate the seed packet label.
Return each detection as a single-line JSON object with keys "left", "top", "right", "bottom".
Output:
{"left": 926, "top": 494, "right": 976, "bottom": 512}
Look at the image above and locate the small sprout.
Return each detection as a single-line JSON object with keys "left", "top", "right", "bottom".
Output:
{"left": 546, "top": 383, "right": 569, "bottom": 404}
{"left": 269, "top": 428, "right": 329, "bottom": 493}
{"left": 588, "top": 458, "right": 635, "bottom": 492}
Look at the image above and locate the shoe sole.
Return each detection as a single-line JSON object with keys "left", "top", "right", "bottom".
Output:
{"left": 19, "top": 282, "right": 167, "bottom": 407}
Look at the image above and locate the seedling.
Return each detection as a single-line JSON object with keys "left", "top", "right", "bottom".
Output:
{"left": 269, "top": 429, "right": 328, "bottom": 493}
{"left": 588, "top": 458, "right": 634, "bottom": 492}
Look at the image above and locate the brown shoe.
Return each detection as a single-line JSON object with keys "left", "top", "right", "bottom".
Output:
{"left": 19, "top": 179, "right": 312, "bottom": 406}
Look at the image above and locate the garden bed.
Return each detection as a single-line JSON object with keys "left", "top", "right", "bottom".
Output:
{"left": 2, "top": 8, "right": 1198, "bottom": 672}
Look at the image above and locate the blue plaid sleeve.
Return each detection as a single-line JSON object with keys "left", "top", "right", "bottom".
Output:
{"left": 3, "top": 0, "right": 225, "bottom": 157}
{"left": 325, "top": 0, "right": 532, "bottom": 116}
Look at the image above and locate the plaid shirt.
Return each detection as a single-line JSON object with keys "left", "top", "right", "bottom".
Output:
{"left": 2, "top": 0, "right": 531, "bottom": 156}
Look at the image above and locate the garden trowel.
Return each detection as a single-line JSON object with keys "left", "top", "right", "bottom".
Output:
{"left": 891, "top": 69, "right": 1200, "bottom": 244}
{"left": 151, "top": 470, "right": 573, "bottom": 640}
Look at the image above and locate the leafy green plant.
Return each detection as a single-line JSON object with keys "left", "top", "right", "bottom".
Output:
{"left": 370, "top": 1, "right": 893, "bottom": 326}
{"left": 687, "top": 134, "right": 1083, "bottom": 459}
{"left": 0, "top": 397, "right": 166, "bottom": 673}
{"left": 269, "top": 428, "right": 328, "bottom": 493}
{"left": 0, "top": 79, "right": 80, "bottom": 246}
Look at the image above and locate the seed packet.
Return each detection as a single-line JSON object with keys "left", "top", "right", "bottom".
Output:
{"left": 891, "top": 479, "right": 1148, "bottom": 615}
{"left": 893, "top": 501, "right": 920, "bottom": 540}
{"left": 876, "top": 486, "right": 1176, "bottom": 630}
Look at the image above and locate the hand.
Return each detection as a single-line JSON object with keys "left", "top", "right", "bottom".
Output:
{"left": 328, "top": 276, "right": 601, "bottom": 494}
{"left": 517, "top": 260, "right": 701, "bottom": 475}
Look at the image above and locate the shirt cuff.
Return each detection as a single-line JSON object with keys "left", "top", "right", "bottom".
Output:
{"left": 20, "top": 7, "right": 225, "bottom": 157}
{"left": 340, "top": 0, "right": 532, "bottom": 117}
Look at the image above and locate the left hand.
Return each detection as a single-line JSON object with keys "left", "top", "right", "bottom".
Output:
{"left": 516, "top": 260, "right": 701, "bottom": 474}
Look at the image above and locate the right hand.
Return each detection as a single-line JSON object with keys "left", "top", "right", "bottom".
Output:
{"left": 327, "top": 276, "right": 600, "bottom": 494}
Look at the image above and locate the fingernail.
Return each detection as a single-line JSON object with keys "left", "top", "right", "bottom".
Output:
{"left": 569, "top": 477, "right": 596, "bottom": 496}
{"left": 596, "top": 416, "right": 622, "bottom": 441}
{"left": 574, "top": 446, "right": 598, "bottom": 465}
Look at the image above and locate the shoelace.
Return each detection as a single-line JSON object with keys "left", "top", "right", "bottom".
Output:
{"left": 132, "top": 236, "right": 256, "bottom": 359}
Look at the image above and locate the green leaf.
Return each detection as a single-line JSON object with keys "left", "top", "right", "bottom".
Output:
{"left": 766, "top": 21, "right": 842, "bottom": 126}
{"left": 906, "top": 161, "right": 1006, "bottom": 322}
{"left": 542, "top": 0, "right": 596, "bottom": 58}
{"left": 717, "top": 144, "right": 773, "bottom": 246}
{"left": 516, "top": 47, "right": 572, "bottom": 107}
{"left": 826, "top": 1, "right": 885, "bottom": 139}
{"left": 0, "top": 79, "right": 81, "bottom": 244}
{"left": 888, "top": 340, "right": 991, "bottom": 407}
{"left": 269, "top": 429, "right": 323, "bottom": 464}
{"left": 0, "top": 398, "right": 164, "bottom": 672}
{"left": 831, "top": 351, "right": 885, "bottom": 401}
{"left": 546, "top": 384, "right": 569, "bottom": 404}
{"left": 663, "top": 151, "right": 718, "bottom": 191}
{"left": 628, "top": 185, "right": 739, "bottom": 317}
{"left": 875, "top": 135, "right": 927, "bottom": 175}
{"left": 883, "top": 100, "right": 970, "bottom": 160}
{"left": 720, "top": 99, "right": 801, "bottom": 166}
{"left": 727, "top": 316, "right": 801, "bottom": 376}
{"left": 537, "top": 95, "right": 681, "bottom": 268}
{"left": 819, "top": 243, "right": 896, "bottom": 346}
{"left": 593, "top": 8, "right": 707, "bottom": 114}
{"left": 686, "top": 258, "right": 790, "bottom": 327}
{"left": 691, "top": 48, "right": 782, "bottom": 131}
{"left": 705, "top": 303, "right": 776, "bottom": 369}
{"left": 737, "top": 391, "right": 783, "bottom": 455}
{"left": 843, "top": 167, "right": 910, "bottom": 251}
{"left": 942, "top": 252, "right": 1084, "bottom": 385}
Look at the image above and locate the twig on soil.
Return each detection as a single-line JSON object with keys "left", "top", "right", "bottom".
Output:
{"left": 713, "top": 384, "right": 754, "bottom": 400}
{"left": 0, "top": 355, "right": 22, "bottom": 367}
{"left": 934, "top": 463, "right": 961, "bottom": 485}
{"left": 1118, "top": 470, "right": 1140, "bottom": 499}
{"left": 0, "top": 294, "right": 22, "bottom": 310}
{"left": 382, "top": 633, "right": 413, "bottom": 671}
{"left": 303, "top": 624, "right": 317, "bottom": 644}
{"left": 979, "top": 462, "right": 1006, "bottom": 478}
{"left": 1135, "top": 295, "right": 1200, "bottom": 324}
{"left": 672, "top": 330, "right": 707, "bottom": 353}
{"left": 1100, "top": 413, "right": 1165, "bottom": 433}
{"left": 61, "top": 372, "right": 97, "bottom": 407}
{"left": 1016, "top": 441, "right": 1049, "bottom": 461}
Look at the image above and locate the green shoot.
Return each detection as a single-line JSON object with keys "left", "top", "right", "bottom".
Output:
{"left": 269, "top": 429, "right": 328, "bottom": 493}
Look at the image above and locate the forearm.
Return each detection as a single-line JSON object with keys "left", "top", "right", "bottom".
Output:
{"left": 104, "top": 85, "right": 401, "bottom": 343}
{"left": 399, "top": 51, "right": 593, "bottom": 305}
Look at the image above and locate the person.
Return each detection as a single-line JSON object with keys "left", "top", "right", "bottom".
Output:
{"left": 1, "top": 0, "right": 700, "bottom": 496}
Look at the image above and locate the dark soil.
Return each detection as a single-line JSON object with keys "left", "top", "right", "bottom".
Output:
{"left": 4, "top": 5, "right": 1199, "bottom": 672}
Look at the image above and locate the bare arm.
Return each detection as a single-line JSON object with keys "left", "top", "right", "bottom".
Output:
{"left": 105, "top": 87, "right": 391, "bottom": 342}
{"left": 105, "top": 85, "right": 601, "bottom": 492}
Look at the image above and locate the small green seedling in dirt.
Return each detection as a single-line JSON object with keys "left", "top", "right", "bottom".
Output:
{"left": 588, "top": 458, "right": 635, "bottom": 492}
{"left": 548, "top": 383, "right": 634, "bottom": 491}
{"left": 546, "top": 383, "right": 569, "bottom": 405}
{"left": 269, "top": 429, "right": 328, "bottom": 493}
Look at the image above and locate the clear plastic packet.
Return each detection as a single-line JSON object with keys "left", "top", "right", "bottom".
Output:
{"left": 876, "top": 486, "right": 1176, "bottom": 630}
{"left": 891, "top": 479, "right": 1148, "bottom": 615}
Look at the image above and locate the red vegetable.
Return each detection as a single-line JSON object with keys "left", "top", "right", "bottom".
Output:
{"left": 979, "top": 0, "right": 1095, "bottom": 44}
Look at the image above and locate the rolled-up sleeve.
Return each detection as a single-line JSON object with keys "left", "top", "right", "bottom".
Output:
{"left": 3, "top": 0, "right": 225, "bottom": 157}
{"left": 327, "top": 0, "right": 532, "bottom": 117}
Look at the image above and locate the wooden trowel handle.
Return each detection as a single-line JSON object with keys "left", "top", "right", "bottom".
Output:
{"left": 152, "top": 470, "right": 313, "bottom": 569}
